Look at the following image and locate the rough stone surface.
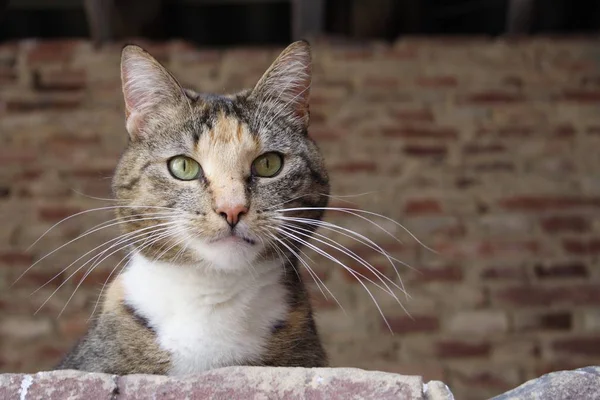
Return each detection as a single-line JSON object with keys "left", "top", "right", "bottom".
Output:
{"left": 0, "top": 368, "right": 454, "bottom": 400}
{"left": 492, "top": 366, "right": 600, "bottom": 400}
{"left": 2, "top": 37, "right": 600, "bottom": 399}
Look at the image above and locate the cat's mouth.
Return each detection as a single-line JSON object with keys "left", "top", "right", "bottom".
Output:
{"left": 210, "top": 232, "right": 256, "bottom": 246}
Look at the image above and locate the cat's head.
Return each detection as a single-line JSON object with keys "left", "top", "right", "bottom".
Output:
{"left": 112, "top": 42, "right": 329, "bottom": 271}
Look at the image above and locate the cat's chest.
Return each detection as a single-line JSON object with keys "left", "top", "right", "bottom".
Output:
{"left": 121, "top": 255, "right": 288, "bottom": 375}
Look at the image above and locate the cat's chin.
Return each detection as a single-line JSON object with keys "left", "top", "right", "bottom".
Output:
{"left": 188, "top": 235, "right": 264, "bottom": 271}
{"left": 209, "top": 232, "right": 257, "bottom": 246}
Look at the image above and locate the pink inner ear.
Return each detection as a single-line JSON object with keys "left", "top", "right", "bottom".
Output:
{"left": 122, "top": 67, "right": 147, "bottom": 113}
{"left": 126, "top": 111, "right": 146, "bottom": 136}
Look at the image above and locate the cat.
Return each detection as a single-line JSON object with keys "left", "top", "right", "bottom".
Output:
{"left": 57, "top": 41, "right": 331, "bottom": 375}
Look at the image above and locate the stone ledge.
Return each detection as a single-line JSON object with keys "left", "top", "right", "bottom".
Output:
{"left": 0, "top": 367, "right": 454, "bottom": 400}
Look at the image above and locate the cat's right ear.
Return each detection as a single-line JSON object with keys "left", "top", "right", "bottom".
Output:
{"left": 120, "top": 45, "right": 185, "bottom": 139}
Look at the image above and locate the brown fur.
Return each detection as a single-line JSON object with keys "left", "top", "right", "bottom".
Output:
{"left": 58, "top": 277, "right": 171, "bottom": 374}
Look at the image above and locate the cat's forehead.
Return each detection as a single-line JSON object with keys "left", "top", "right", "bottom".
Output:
{"left": 197, "top": 111, "right": 259, "bottom": 152}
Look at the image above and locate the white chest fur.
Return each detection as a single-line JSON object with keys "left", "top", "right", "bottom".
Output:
{"left": 121, "top": 253, "right": 288, "bottom": 375}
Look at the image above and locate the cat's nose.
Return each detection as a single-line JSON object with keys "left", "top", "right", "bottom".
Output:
{"left": 216, "top": 204, "right": 248, "bottom": 228}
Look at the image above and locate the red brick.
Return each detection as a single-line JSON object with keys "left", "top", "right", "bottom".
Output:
{"left": 332, "top": 48, "right": 374, "bottom": 61}
{"left": 58, "top": 314, "right": 89, "bottom": 338}
{"left": 381, "top": 47, "right": 418, "bottom": 59}
{"left": 385, "top": 315, "right": 439, "bottom": 334}
{"left": 67, "top": 167, "right": 114, "bottom": 179}
{"left": 416, "top": 76, "right": 458, "bottom": 87}
{"left": 554, "top": 124, "right": 577, "bottom": 137}
{"left": 414, "top": 265, "right": 463, "bottom": 282}
{"left": 47, "top": 133, "right": 101, "bottom": 147}
{"left": 455, "top": 177, "right": 480, "bottom": 188}
{"left": 562, "top": 90, "right": 600, "bottom": 102}
{"left": 26, "top": 40, "right": 80, "bottom": 64}
{"left": 462, "top": 143, "right": 506, "bottom": 155}
{"left": 477, "top": 240, "right": 540, "bottom": 257}
{"left": 464, "top": 91, "right": 525, "bottom": 103}
{"left": 541, "top": 216, "right": 590, "bottom": 233}
{"left": 557, "top": 60, "right": 597, "bottom": 72}
{"left": 174, "top": 49, "right": 222, "bottom": 64}
{"left": 362, "top": 77, "right": 400, "bottom": 88}
{"left": 494, "top": 285, "right": 600, "bottom": 306}
{"left": 331, "top": 162, "right": 377, "bottom": 173}
{"left": 0, "top": 150, "right": 37, "bottom": 165}
{"left": 502, "top": 75, "right": 523, "bottom": 88}
{"left": 34, "top": 68, "right": 86, "bottom": 91}
{"left": 514, "top": 311, "right": 572, "bottom": 331}
{"left": 587, "top": 126, "right": 600, "bottom": 135}
{"left": 37, "top": 345, "right": 68, "bottom": 360}
{"left": 309, "top": 127, "right": 341, "bottom": 141}
{"left": 453, "top": 370, "right": 518, "bottom": 390}
{"left": 6, "top": 92, "right": 84, "bottom": 111}
{"left": 563, "top": 238, "right": 600, "bottom": 255}
{"left": 16, "top": 270, "right": 64, "bottom": 287}
{"left": 499, "top": 196, "right": 600, "bottom": 211}
{"left": 498, "top": 126, "right": 533, "bottom": 137}
{"left": 0, "top": 252, "right": 34, "bottom": 266}
{"left": 72, "top": 267, "right": 116, "bottom": 288}
{"left": 403, "top": 144, "right": 447, "bottom": 157}
{"left": 534, "top": 262, "right": 588, "bottom": 279}
{"left": 17, "top": 169, "right": 44, "bottom": 180}
{"left": 436, "top": 341, "right": 491, "bottom": 358}
{"left": 552, "top": 337, "right": 600, "bottom": 356}
{"left": 382, "top": 126, "right": 457, "bottom": 139}
{"left": 344, "top": 242, "right": 413, "bottom": 261}
{"left": 404, "top": 199, "right": 443, "bottom": 215}
{"left": 0, "top": 66, "right": 16, "bottom": 84}
{"left": 472, "top": 161, "right": 515, "bottom": 172}
{"left": 38, "top": 206, "right": 82, "bottom": 222}
{"left": 390, "top": 109, "right": 434, "bottom": 122}
{"left": 480, "top": 265, "right": 526, "bottom": 280}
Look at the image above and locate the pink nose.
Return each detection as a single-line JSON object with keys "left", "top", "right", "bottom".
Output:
{"left": 216, "top": 204, "right": 248, "bottom": 227}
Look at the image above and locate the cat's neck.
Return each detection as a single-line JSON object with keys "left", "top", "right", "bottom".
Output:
{"left": 122, "top": 252, "right": 283, "bottom": 307}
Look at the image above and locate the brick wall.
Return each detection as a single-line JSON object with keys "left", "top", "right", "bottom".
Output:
{"left": 1, "top": 37, "right": 600, "bottom": 400}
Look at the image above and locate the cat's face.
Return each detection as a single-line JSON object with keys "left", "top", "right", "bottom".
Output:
{"left": 112, "top": 42, "right": 329, "bottom": 271}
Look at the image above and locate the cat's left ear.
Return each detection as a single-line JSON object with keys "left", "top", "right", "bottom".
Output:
{"left": 120, "top": 45, "right": 186, "bottom": 139}
{"left": 250, "top": 41, "right": 312, "bottom": 127}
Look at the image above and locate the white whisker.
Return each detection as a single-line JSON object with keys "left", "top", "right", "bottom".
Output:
{"left": 275, "top": 226, "right": 394, "bottom": 332}
{"left": 27, "top": 205, "right": 182, "bottom": 251}
{"left": 278, "top": 224, "right": 404, "bottom": 302}
{"left": 267, "top": 231, "right": 344, "bottom": 312}
{"left": 278, "top": 207, "right": 437, "bottom": 253}
{"left": 276, "top": 215, "right": 413, "bottom": 298}
{"left": 14, "top": 215, "right": 182, "bottom": 287}
{"left": 59, "top": 226, "right": 181, "bottom": 318}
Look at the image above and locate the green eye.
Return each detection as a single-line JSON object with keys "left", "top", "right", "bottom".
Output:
{"left": 168, "top": 156, "right": 201, "bottom": 180}
{"left": 252, "top": 152, "right": 283, "bottom": 177}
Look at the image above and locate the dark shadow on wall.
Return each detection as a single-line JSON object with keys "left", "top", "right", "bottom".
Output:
{"left": 0, "top": 0, "right": 599, "bottom": 45}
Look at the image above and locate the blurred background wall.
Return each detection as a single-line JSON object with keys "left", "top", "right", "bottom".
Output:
{"left": 1, "top": 1, "right": 600, "bottom": 399}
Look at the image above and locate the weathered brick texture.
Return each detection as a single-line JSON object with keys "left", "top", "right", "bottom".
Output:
{"left": 0, "top": 368, "right": 454, "bottom": 400}
{"left": 1, "top": 37, "right": 600, "bottom": 399}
